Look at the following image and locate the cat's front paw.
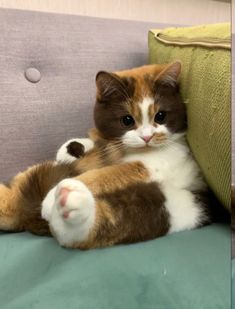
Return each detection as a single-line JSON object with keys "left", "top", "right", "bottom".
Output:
{"left": 42, "top": 179, "right": 96, "bottom": 246}
{"left": 56, "top": 138, "right": 94, "bottom": 163}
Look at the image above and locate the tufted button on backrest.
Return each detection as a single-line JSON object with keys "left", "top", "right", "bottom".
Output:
{"left": 25, "top": 68, "right": 41, "bottom": 83}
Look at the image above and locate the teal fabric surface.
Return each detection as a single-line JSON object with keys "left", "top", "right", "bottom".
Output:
{"left": 0, "top": 224, "right": 230, "bottom": 309}
{"left": 232, "top": 259, "right": 235, "bottom": 309}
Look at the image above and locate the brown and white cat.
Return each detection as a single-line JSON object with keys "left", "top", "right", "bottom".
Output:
{"left": 0, "top": 62, "right": 225, "bottom": 249}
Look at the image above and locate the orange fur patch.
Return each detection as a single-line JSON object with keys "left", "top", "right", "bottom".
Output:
{"left": 151, "top": 132, "right": 167, "bottom": 144}
{"left": 0, "top": 184, "right": 22, "bottom": 230}
{"left": 148, "top": 103, "right": 159, "bottom": 124}
{"left": 77, "top": 161, "right": 150, "bottom": 196}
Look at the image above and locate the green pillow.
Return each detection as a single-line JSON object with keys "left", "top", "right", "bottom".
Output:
{"left": 148, "top": 23, "right": 231, "bottom": 209}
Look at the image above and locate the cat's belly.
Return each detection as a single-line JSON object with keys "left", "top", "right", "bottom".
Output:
{"left": 122, "top": 148, "right": 206, "bottom": 233}
{"left": 122, "top": 151, "right": 166, "bottom": 183}
{"left": 122, "top": 147, "right": 187, "bottom": 185}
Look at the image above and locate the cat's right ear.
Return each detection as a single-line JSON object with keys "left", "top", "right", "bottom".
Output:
{"left": 155, "top": 61, "right": 181, "bottom": 88}
{"left": 96, "top": 71, "right": 135, "bottom": 103}
{"left": 154, "top": 61, "right": 182, "bottom": 94}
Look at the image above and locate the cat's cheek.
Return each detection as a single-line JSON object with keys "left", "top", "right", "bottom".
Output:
{"left": 121, "top": 130, "right": 145, "bottom": 147}
{"left": 154, "top": 124, "right": 169, "bottom": 135}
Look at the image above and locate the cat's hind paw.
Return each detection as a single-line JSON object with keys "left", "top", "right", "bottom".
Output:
{"left": 43, "top": 178, "right": 96, "bottom": 246}
{"left": 54, "top": 179, "right": 95, "bottom": 224}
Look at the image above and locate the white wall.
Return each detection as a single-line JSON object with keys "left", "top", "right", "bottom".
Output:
{"left": 232, "top": 0, "right": 235, "bottom": 32}
{"left": 0, "top": 0, "right": 230, "bottom": 25}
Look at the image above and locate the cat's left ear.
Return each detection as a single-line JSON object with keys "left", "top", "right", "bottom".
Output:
{"left": 96, "top": 71, "right": 135, "bottom": 103}
{"left": 96, "top": 71, "right": 121, "bottom": 99}
{"left": 156, "top": 61, "right": 181, "bottom": 87}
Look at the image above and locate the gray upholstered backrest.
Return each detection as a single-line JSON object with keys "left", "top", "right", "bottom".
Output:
{"left": 0, "top": 9, "right": 170, "bottom": 182}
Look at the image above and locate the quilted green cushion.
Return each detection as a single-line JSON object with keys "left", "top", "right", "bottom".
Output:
{"left": 148, "top": 23, "right": 231, "bottom": 209}
{"left": 0, "top": 224, "right": 230, "bottom": 309}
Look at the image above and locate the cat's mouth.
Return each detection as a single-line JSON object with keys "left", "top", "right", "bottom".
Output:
{"left": 122, "top": 131, "right": 185, "bottom": 149}
{"left": 139, "top": 132, "right": 168, "bottom": 147}
{"left": 123, "top": 137, "right": 168, "bottom": 149}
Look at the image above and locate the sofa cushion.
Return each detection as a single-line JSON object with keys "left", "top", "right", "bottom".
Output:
{"left": 0, "top": 224, "right": 230, "bottom": 309}
{"left": 148, "top": 23, "right": 231, "bottom": 209}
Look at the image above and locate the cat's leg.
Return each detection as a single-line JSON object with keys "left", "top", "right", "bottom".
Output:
{"left": 0, "top": 139, "right": 124, "bottom": 235}
{"left": 43, "top": 162, "right": 169, "bottom": 249}
{"left": 56, "top": 138, "right": 94, "bottom": 163}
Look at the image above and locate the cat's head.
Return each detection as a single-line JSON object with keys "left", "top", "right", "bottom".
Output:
{"left": 94, "top": 62, "right": 187, "bottom": 148}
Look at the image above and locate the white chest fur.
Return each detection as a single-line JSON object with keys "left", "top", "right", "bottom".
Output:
{"left": 122, "top": 139, "right": 206, "bottom": 233}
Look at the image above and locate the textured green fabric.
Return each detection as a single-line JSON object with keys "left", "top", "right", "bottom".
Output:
{"left": 157, "top": 23, "right": 230, "bottom": 41}
{"left": 148, "top": 23, "right": 231, "bottom": 209}
{"left": 0, "top": 224, "right": 230, "bottom": 309}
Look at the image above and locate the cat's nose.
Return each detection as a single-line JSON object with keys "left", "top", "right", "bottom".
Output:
{"left": 141, "top": 135, "right": 153, "bottom": 143}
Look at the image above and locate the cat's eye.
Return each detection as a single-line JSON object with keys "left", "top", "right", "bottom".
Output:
{"left": 121, "top": 115, "right": 135, "bottom": 127}
{"left": 154, "top": 111, "right": 166, "bottom": 123}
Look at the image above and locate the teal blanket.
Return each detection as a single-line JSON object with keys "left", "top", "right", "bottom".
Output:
{"left": 0, "top": 224, "right": 230, "bottom": 309}
{"left": 232, "top": 259, "right": 235, "bottom": 309}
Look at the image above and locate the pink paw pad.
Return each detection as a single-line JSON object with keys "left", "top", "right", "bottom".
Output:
{"left": 62, "top": 211, "right": 70, "bottom": 219}
{"left": 59, "top": 188, "right": 71, "bottom": 207}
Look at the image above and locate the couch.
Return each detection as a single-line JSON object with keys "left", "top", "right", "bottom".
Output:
{"left": 0, "top": 9, "right": 230, "bottom": 309}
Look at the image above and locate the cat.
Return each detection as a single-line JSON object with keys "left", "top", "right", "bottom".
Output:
{"left": 0, "top": 61, "right": 227, "bottom": 249}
